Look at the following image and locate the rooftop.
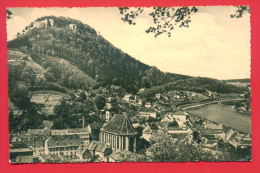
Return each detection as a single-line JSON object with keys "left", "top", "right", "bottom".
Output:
{"left": 47, "top": 135, "right": 81, "bottom": 148}
{"left": 87, "top": 141, "right": 110, "bottom": 153}
{"left": 101, "top": 114, "right": 137, "bottom": 135}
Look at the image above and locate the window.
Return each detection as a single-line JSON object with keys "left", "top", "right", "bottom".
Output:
{"left": 117, "top": 137, "right": 119, "bottom": 149}
{"left": 123, "top": 137, "right": 126, "bottom": 150}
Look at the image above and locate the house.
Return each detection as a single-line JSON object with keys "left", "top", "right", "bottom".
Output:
{"left": 69, "top": 24, "right": 77, "bottom": 30}
{"left": 145, "top": 102, "right": 152, "bottom": 108}
{"left": 202, "top": 121, "right": 225, "bottom": 138}
{"left": 138, "top": 88, "right": 146, "bottom": 94}
{"left": 141, "top": 125, "right": 153, "bottom": 142}
{"left": 87, "top": 141, "right": 112, "bottom": 158}
{"left": 167, "top": 121, "right": 192, "bottom": 139}
{"left": 138, "top": 111, "right": 156, "bottom": 119}
{"left": 123, "top": 94, "right": 133, "bottom": 102}
{"left": 10, "top": 143, "right": 34, "bottom": 163}
{"left": 132, "top": 123, "right": 142, "bottom": 129}
{"left": 228, "top": 133, "right": 251, "bottom": 149}
{"left": 10, "top": 133, "right": 47, "bottom": 156}
{"left": 201, "top": 137, "right": 218, "bottom": 149}
{"left": 155, "top": 94, "right": 161, "bottom": 99}
{"left": 167, "top": 127, "right": 192, "bottom": 139}
{"left": 76, "top": 145, "right": 93, "bottom": 160}
{"left": 225, "top": 129, "right": 239, "bottom": 141}
{"left": 172, "top": 111, "right": 187, "bottom": 122}
{"left": 100, "top": 114, "right": 138, "bottom": 152}
{"left": 137, "top": 99, "right": 143, "bottom": 106}
{"left": 44, "top": 135, "right": 81, "bottom": 158}
{"left": 161, "top": 112, "right": 186, "bottom": 127}
{"left": 203, "top": 121, "right": 223, "bottom": 131}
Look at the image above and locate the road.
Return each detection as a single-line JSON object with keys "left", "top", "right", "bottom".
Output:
{"left": 180, "top": 98, "right": 244, "bottom": 110}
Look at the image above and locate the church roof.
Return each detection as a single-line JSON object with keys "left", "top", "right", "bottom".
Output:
{"left": 101, "top": 114, "right": 137, "bottom": 135}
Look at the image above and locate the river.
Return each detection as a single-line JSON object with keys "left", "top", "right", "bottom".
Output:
{"left": 186, "top": 104, "right": 251, "bottom": 134}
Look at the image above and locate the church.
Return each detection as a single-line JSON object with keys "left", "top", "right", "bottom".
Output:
{"left": 100, "top": 114, "right": 137, "bottom": 152}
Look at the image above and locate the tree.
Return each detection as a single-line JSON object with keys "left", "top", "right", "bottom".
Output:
{"left": 79, "top": 91, "right": 87, "bottom": 102}
{"left": 94, "top": 95, "right": 106, "bottom": 109}
{"left": 231, "top": 6, "right": 250, "bottom": 18}
{"left": 10, "top": 83, "right": 30, "bottom": 110}
{"left": 141, "top": 76, "right": 151, "bottom": 88}
{"left": 146, "top": 131, "right": 229, "bottom": 162}
{"left": 119, "top": 6, "right": 250, "bottom": 38}
{"left": 6, "top": 9, "right": 13, "bottom": 20}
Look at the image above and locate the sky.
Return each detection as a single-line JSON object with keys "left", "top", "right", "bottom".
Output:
{"left": 7, "top": 7, "right": 251, "bottom": 80}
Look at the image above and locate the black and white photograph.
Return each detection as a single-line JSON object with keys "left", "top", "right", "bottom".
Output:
{"left": 7, "top": 6, "right": 251, "bottom": 163}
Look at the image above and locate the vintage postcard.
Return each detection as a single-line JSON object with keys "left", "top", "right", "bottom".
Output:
{"left": 7, "top": 6, "right": 251, "bottom": 163}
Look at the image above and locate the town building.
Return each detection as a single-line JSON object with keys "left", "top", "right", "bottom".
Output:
{"left": 76, "top": 145, "right": 93, "bottom": 160}
{"left": 228, "top": 133, "right": 251, "bottom": 149}
{"left": 166, "top": 120, "right": 193, "bottom": 139}
{"left": 225, "top": 129, "right": 239, "bottom": 141}
{"left": 10, "top": 143, "right": 34, "bottom": 163}
{"left": 10, "top": 132, "right": 47, "bottom": 156}
{"left": 145, "top": 102, "right": 152, "bottom": 108}
{"left": 122, "top": 94, "right": 133, "bottom": 102}
{"left": 44, "top": 135, "right": 81, "bottom": 158}
{"left": 69, "top": 24, "right": 77, "bottom": 30}
{"left": 138, "top": 111, "right": 157, "bottom": 119}
{"left": 100, "top": 114, "right": 138, "bottom": 152}
{"left": 33, "top": 19, "right": 54, "bottom": 28}
{"left": 51, "top": 128, "right": 90, "bottom": 145}
{"left": 142, "top": 125, "right": 153, "bottom": 142}
{"left": 155, "top": 93, "right": 161, "bottom": 99}
{"left": 87, "top": 141, "right": 112, "bottom": 158}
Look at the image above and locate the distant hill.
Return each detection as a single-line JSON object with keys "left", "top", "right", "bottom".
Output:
{"left": 140, "top": 77, "right": 246, "bottom": 98}
{"left": 224, "top": 78, "right": 250, "bottom": 83}
{"left": 8, "top": 16, "right": 190, "bottom": 93}
{"left": 8, "top": 16, "right": 245, "bottom": 95}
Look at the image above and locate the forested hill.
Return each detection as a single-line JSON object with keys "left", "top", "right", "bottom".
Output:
{"left": 8, "top": 16, "right": 190, "bottom": 93}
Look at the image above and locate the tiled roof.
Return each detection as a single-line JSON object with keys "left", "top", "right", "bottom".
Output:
{"left": 10, "top": 143, "right": 33, "bottom": 153}
{"left": 101, "top": 114, "right": 137, "bottom": 135}
{"left": 167, "top": 120, "right": 180, "bottom": 128}
{"left": 51, "top": 128, "right": 90, "bottom": 135}
{"left": 87, "top": 141, "right": 110, "bottom": 153}
{"left": 204, "top": 122, "right": 223, "bottom": 129}
{"left": 95, "top": 142, "right": 109, "bottom": 153}
{"left": 143, "top": 125, "right": 152, "bottom": 134}
{"left": 27, "top": 129, "right": 48, "bottom": 136}
{"left": 47, "top": 135, "right": 81, "bottom": 148}
{"left": 10, "top": 148, "right": 33, "bottom": 153}
{"left": 68, "top": 128, "right": 89, "bottom": 133}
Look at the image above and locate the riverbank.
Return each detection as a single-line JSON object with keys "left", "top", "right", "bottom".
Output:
{"left": 186, "top": 104, "right": 251, "bottom": 134}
